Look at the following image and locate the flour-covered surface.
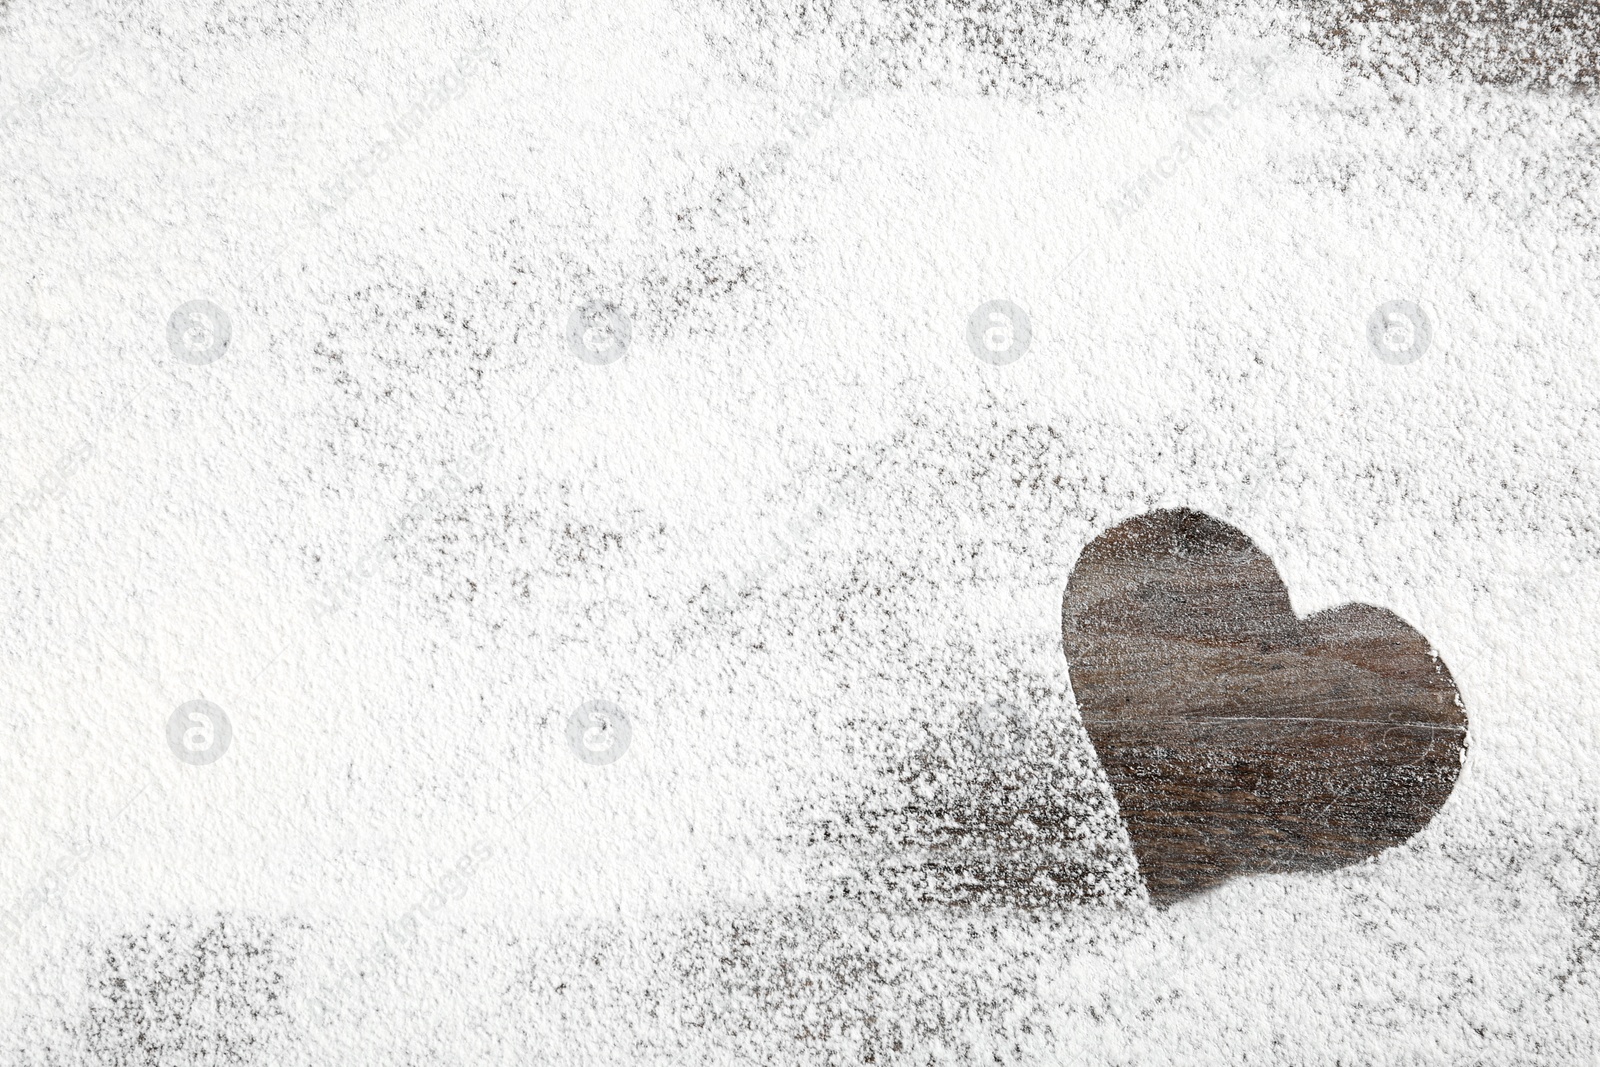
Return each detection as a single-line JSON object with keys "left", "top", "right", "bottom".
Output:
{"left": 2, "top": 0, "right": 1598, "bottom": 1063}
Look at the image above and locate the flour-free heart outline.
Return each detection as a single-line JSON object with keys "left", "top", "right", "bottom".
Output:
{"left": 1062, "top": 508, "right": 1468, "bottom": 906}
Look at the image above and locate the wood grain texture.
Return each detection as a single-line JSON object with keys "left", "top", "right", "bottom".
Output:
{"left": 1063, "top": 509, "right": 1467, "bottom": 907}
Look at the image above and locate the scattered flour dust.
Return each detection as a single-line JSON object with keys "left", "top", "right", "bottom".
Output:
{"left": 0, "top": 0, "right": 1598, "bottom": 1063}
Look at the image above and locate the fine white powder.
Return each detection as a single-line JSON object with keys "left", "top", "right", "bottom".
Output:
{"left": 1, "top": 0, "right": 1597, "bottom": 1062}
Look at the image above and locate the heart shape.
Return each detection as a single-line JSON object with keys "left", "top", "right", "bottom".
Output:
{"left": 1062, "top": 509, "right": 1467, "bottom": 906}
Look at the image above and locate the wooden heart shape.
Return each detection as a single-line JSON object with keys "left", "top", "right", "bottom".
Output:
{"left": 1062, "top": 509, "right": 1467, "bottom": 906}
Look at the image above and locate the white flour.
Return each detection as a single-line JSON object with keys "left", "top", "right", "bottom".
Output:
{"left": 1, "top": 0, "right": 1597, "bottom": 1062}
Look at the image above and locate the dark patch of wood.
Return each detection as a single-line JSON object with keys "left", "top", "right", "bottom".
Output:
{"left": 71, "top": 916, "right": 293, "bottom": 1065}
{"left": 812, "top": 697, "right": 1140, "bottom": 910}
{"left": 1301, "top": 0, "right": 1600, "bottom": 90}
{"left": 729, "top": 1, "right": 1600, "bottom": 93}
{"left": 1063, "top": 508, "right": 1467, "bottom": 907}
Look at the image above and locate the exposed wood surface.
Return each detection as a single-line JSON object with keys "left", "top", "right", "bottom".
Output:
{"left": 1303, "top": 0, "right": 1600, "bottom": 88}
{"left": 1063, "top": 509, "right": 1467, "bottom": 906}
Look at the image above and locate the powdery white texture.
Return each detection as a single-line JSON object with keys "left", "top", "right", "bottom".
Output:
{"left": 1, "top": 0, "right": 1598, "bottom": 1063}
